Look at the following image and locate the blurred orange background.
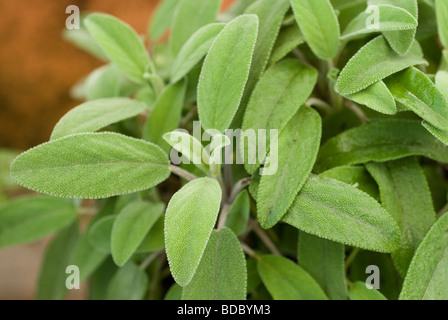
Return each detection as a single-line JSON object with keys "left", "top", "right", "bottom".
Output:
{"left": 0, "top": 0, "right": 233, "bottom": 299}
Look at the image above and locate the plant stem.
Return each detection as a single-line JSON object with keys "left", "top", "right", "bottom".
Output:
{"left": 345, "top": 248, "right": 360, "bottom": 271}
{"left": 249, "top": 218, "right": 281, "bottom": 256}
{"left": 217, "top": 203, "right": 231, "bottom": 230}
{"left": 180, "top": 106, "right": 198, "bottom": 128}
{"left": 240, "top": 242, "right": 260, "bottom": 260}
{"left": 229, "top": 177, "right": 253, "bottom": 203}
{"left": 169, "top": 165, "right": 197, "bottom": 181}
{"left": 140, "top": 250, "right": 164, "bottom": 270}
{"left": 306, "top": 98, "right": 333, "bottom": 114}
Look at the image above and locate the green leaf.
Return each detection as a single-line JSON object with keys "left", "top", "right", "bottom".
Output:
{"left": 385, "top": 67, "right": 448, "bottom": 132}
{"left": 242, "top": 59, "right": 318, "bottom": 174}
{"left": 436, "top": 0, "right": 448, "bottom": 48}
{"left": 137, "top": 216, "right": 165, "bottom": 252}
{"left": 226, "top": 191, "right": 250, "bottom": 236}
{"left": 257, "top": 255, "right": 328, "bottom": 300}
{"left": 298, "top": 232, "right": 348, "bottom": 300}
{"left": 37, "top": 223, "right": 80, "bottom": 300}
{"left": 112, "top": 201, "right": 165, "bottom": 266}
{"left": 106, "top": 262, "right": 149, "bottom": 300}
{"left": 149, "top": 0, "right": 180, "bottom": 42}
{"left": 165, "top": 177, "right": 222, "bottom": 286}
{"left": 198, "top": 14, "right": 259, "bottom": 132}
{"left": 11, "top": 132, "right": 170, "bottom": 199}
{"left": 345, "top": 81, "right": 397, "bottom": 115}
{"left": 51, "top": 98, "right": 147, "bottom": 140}
{"left": 89, "top": 258, "right": 118, "bottom": 300}
{"left": 88, "top": 216, "right": 115, "bottom": 253}
{"left": 182, "top": 228, "right": 247, "bottom": 300}
{"left": 85, "top": 13, "right": 152, "bottom": 84}
{"left": 436, "top": 70, "right": 448, "bottom": 100}
{"left": 315, "top": 120, "right": 448, "bottom": 172}
{"left": 171, "top": 23, "right": 225, "bottom": 83}
{"left": 366, "top": 158, "right": 436, "bottom": 277}
{"left": 335, "top": 35, "right": 426, "bottom": 95}
{"left": 400, "top": 213, "right": 448, "bottom": 300}
{"left": 165, "top": 283, "right": 183, "bottom": 300}
{"left": 282, "top": 175, "right": 401, "bottom": 252}
{"left": 368, "top": 0, "right": 418, "bottom": 54}
{"left": 143, "top": 80, "right": 187, "bottom": 152}
{"left": 269, "top": 24, "right": 305, "bottom": 65}
{"left": 170, "top": 0, "right": 221, "bottom": 56}
{"left": 0, "top": 196, "right": 77, "bottom": 248}
{"left": 349, "top": 281, "right": 387, "bottom": 300}
{"left": 290, "top": 0, "right": 340, "bottom": 60}
{"left": 257, "top": 107, "right": 322, "bottom": 229}
{"left": 320, "top": 166, "right": 380, "bottom": 200}
{"left": 341, "top": 4, "right": 418, "bottom": 41}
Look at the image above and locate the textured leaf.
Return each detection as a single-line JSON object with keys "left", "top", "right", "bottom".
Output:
{"left": 290, "top": 0, "right": 340, "bottom": 59}
{"left": 112, "top": 201, "right": 165, "bottom": 266}
{"left": 436, "top": 0, "right": 448, "bottom": 48}
{"left": 165, "top": 177, "right": 222, "bottom": 286}
{"left": 282, "top": 175, "right": 401, "bottom": 253}
{"left": 198, "top": 14, "right": 259, "bottom": 132}
{"left": 170, "top": 0, "right": 221, "bottom": 56}
{"left": 298, "top": 232, "right": 348, "bottom": 300}
{"left": 182, "top": 228, "right": 247, "bottom": 300}
{"left": 315, "top": 120, "right": 448, "bottom": 172}
{"left": 349, "top": 282, "right": 387, "bottom": 300}
{"left": 171, "top": 23, "right": 225, "bottom": 83}
{"left": 366, "top": 158, "right": 436, "bottom": 276}
{"left": 85, "top": 14, "right": 152, "bottom": 84}
{"left": 165, "top": 284, "right": 183, "bottom": 300}
{"left": 137, "top": 216, "right": 165, "bottom": 252}
{"left": 143, "top": 80, "right": 187, "bottom": 152}
{"left": 269, "top": 24, "right": 305, "bottom": 65}
{"left": 257, "top": 107, "right": 322, "bottom": 229}
{"left": 107, "top": 262, "right": 149, "bottom": 300}
{"left": 242, "top": 59, "right": 318, "bottom": 174}
{"left": 37, "top": 224, "right": 80, "bottom": 300}
{"left": 335, "top": 35, "right": 426, "bottom": 95}
{"left": 345, "top": 81, "right": 397, "bottom": 115}
{"left": 0, "top": 196, "right": 77, "bottom": 248}
{"left": 88, "top": 216, "right": 115, "bottom": 253}
{"left": 257, "top": 255, "right": 328, "bottom": 300}
{"left": 341, "top": 4, "right": 418, "bottom": 40}
{"left": 385, "top": 67, "right": 448, "bottom": 131}
{"left": 149, "top": 0, "right": 180, "bottom": 42}
{"left": 400, "top": 213, "right": 448, "bottom": 300}
{"left": 11, "top": 133, "right": 170, "bottom": 199}
{"left": 51, "top": 98, "right": 147, "bottom": 140}
{"left": 226, "top": 190, "right": 250, "bottom": 236}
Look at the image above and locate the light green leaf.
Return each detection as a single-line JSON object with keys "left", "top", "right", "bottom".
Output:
{"left": 269, "top": 24, "right": 305, "bottom": 65}
{"left": 400, "top": 213, "right": 448, "bottom": 300}
{"left": 51, "top": 98, "right": 147, "bottom": 140}
{"left": 290, "top": 0, "right": 340, "bottom": 60}
{"left": 37, "top": 224, "right": 80, "bottom": 300}
{"left": 436, "top": 70, "right": 448, "bottom": 100}
{"left": 257, "top": 255, "right": 328, "bottom": 300}
{"left": 89, "top": 258, "right": 118, "bottom": 300}
{"left": 165, "top": 283, "right": 183, "bottom": 300}
{"left": 182, "top": 228, "right": 247, "bottom": 300}
{"left": 366, "top": 158, "right": 436, "bottom": 276}
{"left": 171, "top": 23, "right": 225, "bottom": 83}
{"left": 112, "top": 201, "right": 165, "bottom": 266}
{"left": 282, "top": 175, "right": 401, "bottom": 253}
{"left": 345, "top": 81, "right": 397, "bottom": 115}
{"left": 257, "top": 107, "right": 322, "bottom": 229}
{"left": 242, "top": 59, "right": 318, "bottom": 174}
{"left": 143, "top": 80, "right": 187, "bottom": 152}
{"left": 385, "top": 67, "right": 448, "bottom": 131}
{"left": 335, "top": 35, "right": 426, "bottom": 95}
{"left": 198, "top": 14, "right": 259, "bottom": 132}
{"left": 137, "top": 216, "right": 165, "bottom": 252}
{"left": 11, "top": 133, "right": 170, "bottom": 199}
{"left": 106, "top": 262, "right": 149, "bottom": 300}
{"left": 149, "top": 0, "right": 180, "bottom": 42}
{"left": 298, "top": 232, "right": 348, "bottom": 300}
{"left": 341, "top": 5, "right": 418, "bottom": 41}
{"left": 0, "top": 196, "right": 77, "bottom": 248}
{"left": 85, "top": 13, "right": 152, "bottom": 84}
{"left": 437, "top": 0, "right": 448, "bottom": 48}
{"left": 165, "top": 177, "right": 222, "bottom": 286}
{"left": 88, "top": 216, "right": 115, "bottom": 253}
{"left": 226, "top": 191, "right": 250, "bottom": 236}
{"left": 315, "top": 120, "right": 448, "bottom": 172}
{"left": 170, "top": 0, "right": 221, "bottom": 56}
{"left": 349, "top": 281, "right": 387, "bottom": 300}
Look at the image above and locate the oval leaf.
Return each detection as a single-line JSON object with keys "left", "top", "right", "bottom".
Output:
{"left": 345, "top": 81, "right": 397, "bottom": 115}
{"left": 88, "top": 216, "right": 115, "bottom": 253}
{"left": 349, "top": 281, "right": 387, "bottom": 300}
{"left": 436, "top": 0, "right": 448, "bottom": 48}
{"left": 225, "top": 191, "right": 250, "bottom": 236}
{"left": 106, "top": 262, "right": 149, "bottom": 300}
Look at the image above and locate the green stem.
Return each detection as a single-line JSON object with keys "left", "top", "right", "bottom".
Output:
{"left": 345, "top": 248, "right": 360, "bottom": 271}
{"left": 169, "top": 165, "right": 197, "bottom": 181}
